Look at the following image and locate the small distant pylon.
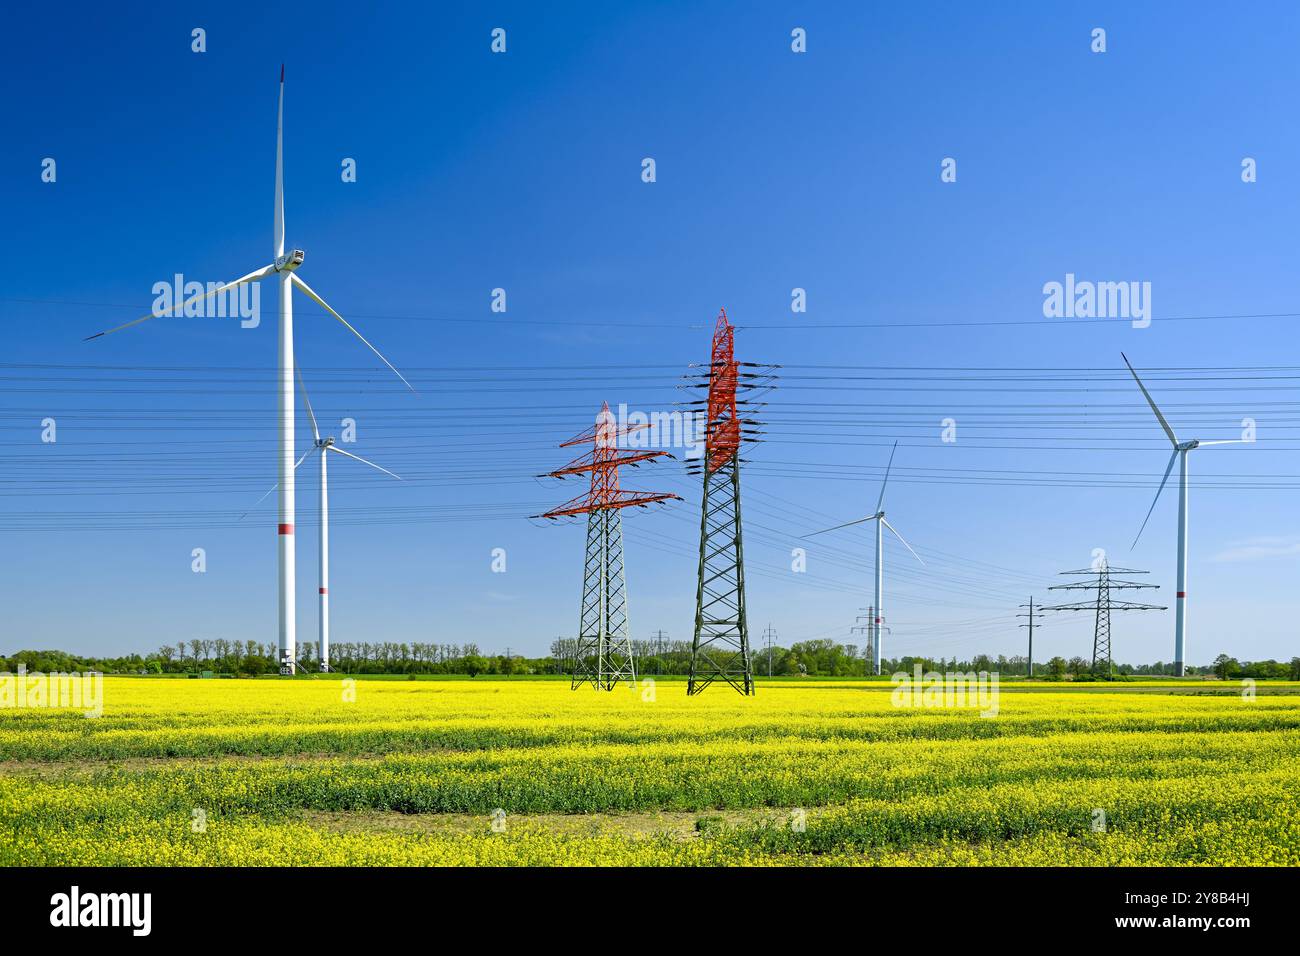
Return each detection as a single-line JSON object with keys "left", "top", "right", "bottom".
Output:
{"left": 1042, "top": 558, "right": 1166, "bottom": 674}
{"left": 851, "top": 606, "right": 888, "bottom": 666}
{"left": 684, "top": 309, "right": 777, "bottom": 696}
{"left": 761, "top": 623, "right": 777, "bottom": 677}
{"left": 535, "top": 403, "right": 680, "bottom": 690}
{"left": 1017, "top": 597, "right": 1037, "bottom": 677}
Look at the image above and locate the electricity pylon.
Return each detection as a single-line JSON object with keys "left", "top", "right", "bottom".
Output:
{"left": 1042, "top": 561, "right": 1166, "bottom": 675}
{"left": 1017, "top": 598, "right": 1037, "bottom": 677}
{"left": 761, "top": 623, "right": 777, "bottom": 677}
{"left": 684, "top": 309, "right": 775, "bottom": 695}
{"left": 851, "top": 606, "right": 889, "bottom": 667}
{"left": 536, "top": 403, "right": 679, "bottom": 690}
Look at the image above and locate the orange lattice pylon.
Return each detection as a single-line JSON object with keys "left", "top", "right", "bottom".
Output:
{"left": 535, "top": 402, "right": 679, "bottom": 689}
{"left": 537, "top": 402, "right": 681, "bottom": 518}
{"left": 704, "top": 309, "right": 742, "bottom": 472}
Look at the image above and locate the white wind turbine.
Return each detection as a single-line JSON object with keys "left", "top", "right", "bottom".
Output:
{"left": 803, "top": 440, "right": 925, "bottom": 675}
{"left": 85, "top": 66, "right": 413, "bottom": 674}
{"left": 1121, "top": 353, "right": 1246, "bottom": 677}
{"left": 246, "top": 369, "right": 402, "bottom": 671}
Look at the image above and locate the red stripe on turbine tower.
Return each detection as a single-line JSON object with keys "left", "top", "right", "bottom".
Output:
{"left": 278, "top": 524, "right": 294, "bottom": 535}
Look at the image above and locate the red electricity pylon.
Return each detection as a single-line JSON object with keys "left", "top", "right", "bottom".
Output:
{"left": 537, "top": 402, "right": 680, "bottom": 518}
{"left": 704, "top": 309, "right": 742, "bottom": 473}
{"left": 686, "top": 309, "right": 776, "bottom": 695}
{"left": 535, "top": 402, "right": 679, "bottom": 690}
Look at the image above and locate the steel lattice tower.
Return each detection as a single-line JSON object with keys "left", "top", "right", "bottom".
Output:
{"left": 685, "top": 310, "right": 774, "bottom": 696}
{"left": 536, "top": 403, "right": 679, "bottom": 690}
{"left": 852, "top": 606, "right": 887, "bottom": 665}
{"left": 1042, "top": 561, "right": 1166, "bottom": 674}
{"left": 1017, "top": 598, "right": 1037, "bottom": 677}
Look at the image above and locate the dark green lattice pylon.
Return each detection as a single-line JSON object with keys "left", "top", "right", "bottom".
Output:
{"left": 571, "top": 507, "right": 636, "bottom": 690}
{"left": 688, "top": 454, "right": 754, "bottom": 695}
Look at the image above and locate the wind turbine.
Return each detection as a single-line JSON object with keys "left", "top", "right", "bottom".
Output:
{"left": 803, "top": 441, "right": 925, "bottom": 675}
{"left": 1121, "top": 353, "right": 1246, "bottom": 677}
{"left": 85, "top": 67, "right": 413, "bottom": 674}
{"left": 247, "top": 370, "right": 402, "bottom": 671}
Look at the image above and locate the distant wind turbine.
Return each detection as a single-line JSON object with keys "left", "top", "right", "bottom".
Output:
{"left": 247, "top": 369, "right": 402, "bottom": 672}
{"left": 803, "top": 440, "right": 924, "bottom": 675}
{"left": 85, "top": 67, "right": 413, "bottom": 673}
{"left": 1121, "top": 353, "right": 1247, "bottom": 677}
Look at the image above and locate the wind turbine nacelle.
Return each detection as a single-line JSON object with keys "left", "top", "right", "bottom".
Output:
{"left": 274, "top": 249, "right": 305, "bottom": 272}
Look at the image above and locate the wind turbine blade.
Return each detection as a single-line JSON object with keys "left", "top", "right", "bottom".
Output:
{"left": 876, "top": 440, "right": 898, "bottom": 514}
{"left": 1131, "top": 449, "right": 1179, "bottom": 550}
{"left": 295, "top": 365, "right": 319, "bottom": 442}
{"left": 881, "top": 517, "right": 925, "bottom": 566}
{"left": 327, "top": 445, "right": 402, "bottom": 480}
{"left": 84, "top": 265, "right": 274, "bottom": 340}
{"left": 290, "top": 274, "right": 416, "bottom": 394}
{"left": 801, "top": 514, "right": 880, "bottom": 538}
{"left": 274, "top": 64, "right": 285, "bottom": 258}
{"left": 1196, "top": 439, "right": 1248, "bottom": 446}
{"left": 1121, "top": 353, "right": 1178, "bottom": 447}
{"left": 238, "top": 445, "right": 319, "bottom": 520}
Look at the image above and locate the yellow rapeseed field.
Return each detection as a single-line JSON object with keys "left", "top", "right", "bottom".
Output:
{"left": 2, "top": 676, "right": 1298, "bottom": 865}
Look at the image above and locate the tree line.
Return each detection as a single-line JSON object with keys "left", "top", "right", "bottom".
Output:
{"left": 558, "top": 638, "right": 1300, "bottom": 680}
{"left": 2, "top": 639, "right": 1296, "bottom": 680}
{"left": 0, "top": 643, "right": 544, "bottom": 677}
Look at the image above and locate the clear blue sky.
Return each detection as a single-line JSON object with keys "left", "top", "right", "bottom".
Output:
{"left": 2, "top": 1, "right": 1297, "bottom": 665}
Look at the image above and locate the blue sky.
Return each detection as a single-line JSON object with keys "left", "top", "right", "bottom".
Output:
{"left": 1, "top": 1, "right": 1297, "bottom": 665}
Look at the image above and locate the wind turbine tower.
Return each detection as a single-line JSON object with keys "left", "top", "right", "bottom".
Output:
{"left": 86, "top": 68, "right": 413, "bottom": 673}
{"left": 1121, "top": 354, "right": 1246, "bottom": 676}
{"left": 804, "top": 441, "right": 924, "bottom": 675}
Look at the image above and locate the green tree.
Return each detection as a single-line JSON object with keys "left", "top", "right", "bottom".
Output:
{"left": 1212, "top": 654, "right": 1240, "bottom": 680}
